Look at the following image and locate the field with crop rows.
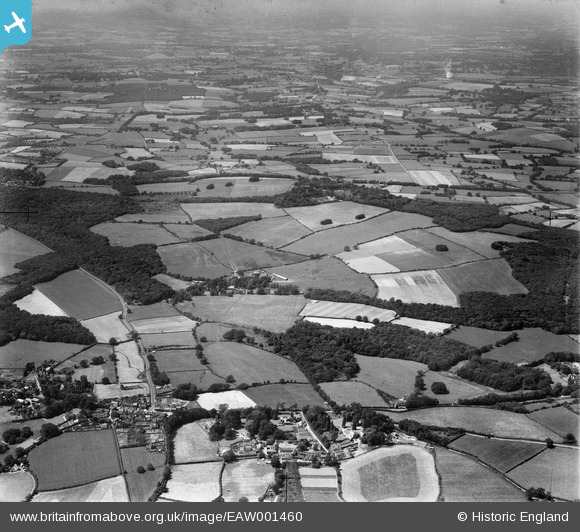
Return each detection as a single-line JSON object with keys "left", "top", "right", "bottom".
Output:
{"left": 300, "top": 300, "right": 396, "bottom": 322}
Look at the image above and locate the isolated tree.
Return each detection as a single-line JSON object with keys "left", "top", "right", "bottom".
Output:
{"left": 545, "top": 438, "right": 555, "bottom": 449}
{"left": 222, "top": 450, "right": 236, "bottom": 463}
{"left": 137, "top": 466, "right": 146, "bottom": 474}
{"left": 431, "top": 382, "right": 449, "bottom": 395}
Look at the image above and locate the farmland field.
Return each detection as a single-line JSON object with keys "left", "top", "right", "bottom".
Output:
{"left": 446, "top": 326, "right": 513, "bottom": 348}
{"left": 243, "top": 383, "right": 326, "bottom": 409}
{"left": 299, "top": 467, "right": 339, "bottom": 502}
{"left": 115, "top": 212, "right": 190, "bottom": 224}
{"left": 127, "top": 302, "right": 180, "bottom": 321}
{"left": 204, "top": 343, "right": 307, "bottom": 384}
{"left": 131, "top": 315, "right": 197, "bottom": 334}
{"left": 94, "top": 382, "right": 149, "bottom": 400}
{"left": 300, "top": 300, "right": 396, "bottom": 322}
{"left": 157, "top": 242, "right": 232, "bottom": 278}
{"left": 174, "top": 421, "right": 220, "bottom": 464}
{"left": 341, "top": 446, "right": 439, "bottom": 502}
{"left": 153, "top": 349, "right": 208, "bottom": 373}
{"left": 226, "top": 216, "right": 313, "bottom": 248}
{"left": 449, "top": 434, "right": 545, "bottom": 473}
{"left": 0, "top": 340, "right": 85, "bottom": 368}
{"left": 263, "top": 257, "right": 376, "bottom": 297}
{"left": 165, "top": 463, "right": 222, "bottom": 502}
{"left": 284, "top": 201, "right": 388, "bottom": 232}
{"left": 34, "top": 269, "right": 122, "bottom": 320}
{"left": 391, "top": 317, "right": 454, "bottom": 335}
{"left": 435, "top": 448, "right": 526, "bottom": 502}
{"left": 166, "top": 369, "right": 226, "bottom": 389}
{"left": 140, "top": 332, "right": 196, "bottom": 349}
{"left": 303, "top": 317, "right": 375, "bottom": 329}
{"left": 437, "top": 259, "right": 528, "bottom": 301}
{"left": 320, "top": 381, "right": 387, "bottom": 407}
{"left": 114, "top": 341, "right": 145, "bottom": 384}
{"left": 162, "top": 223, "right": 213, "bottom": 240}
{"left": 196, "top": 390, "right": 257, "bottom": 410}
{"left": 29, "top": 430, "right": 121, "bottom": 491}
{"left": 372, "top": 270, "right": 458, "bottom": 307}
{"left": 180, "top": 202, "right": 285, "bottom": 220}
{"left": 527, "top": 407, "right": 579, "bottom": 439}
{"left": 193, "top": 177, "right": 294, "bottom": 198}
{"left": 32, "top": 476, "right": 129, "bottom": 503}
{"left": 0, "top": 228, "right": 52, "bottom": 277}
{"left": 282, "top": 212, "right": 435, "bottom": 256}
{"left": 180, "top": 294, "right": 305, "bottom": 333}
{"left": 152, "top": 273, "right": 199, "bottom": 291}
{"left": 0, "top": 472, "right": 35, "bottom": 502}
{"left": 385, "top": 407, "right": 562, "bottom": 441}
{"left": 481, "top": 328, "right": 580, "bottom": 364}
{"left": 81, "top": 312, "right": 130, "bottom": 343}
{"left": 508, "top": 448, "right": 580, "bottom": 501}
{"left": 222, "top": 460, "right": 274, "bottom": 502}
{"left": 197, "top": 238, "right": 306, "bottom": 272}
{"left": 91, "top": 222, "right": 180, "bottom": 247}
{"left": 121, "top": 447, "right": 166, "bottom": 502}
{"left": 15, "top": 289, "right": 68, "bottom": 316}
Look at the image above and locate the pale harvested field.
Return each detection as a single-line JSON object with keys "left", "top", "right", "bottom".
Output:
{"left": 341, "top": 446, "right": 439, "bottom": 502}
{"left": 15, "top": 289, "right": 68, "bottom": 316}
{"left": 243, "top": 383, "right": 326, "bottom": 409}
{"left": 391, "top": 317, "right": 453, "bottom": 335}
{"left": 373, "top": 270, "right": 458, "bottom": 307}
{"left": 386, "top": 407, "right": 562, "bottom": 441}
{"left": 222, "top": 460, "right": 274, "bottom": 502}
{"left": 180, "top": 202, "right": 286, "bottom": 220}
{"left": 435, "top": 448, "right": 526, "bottom": 502}
{"left": 425, "top": 228, "right": 532, "bottom": 259}
{"left": 180, "top": 294, "right": 305, "bottom": 333}
{"left": 0, "top": 472, "right": 35, "bottom": 502}
{"left": 91, "top": 222, "right": 180, "bottom": 247}
{"left": 204, "top": 343, "right": 307, "bottom": 384}
{"left": 507, "top": 447, "right": 580, "bottom": 501}
{"left": 196, "top": 390, "right": 257, "bottom": 411}
{"left": 131, "top": 315, "right": 198, "bottom": 334}
{"left": 140, "top": 332, "right": 196, "bottom": 349}
{"left": 165, "top": 463, "right": 222, "bottom": 502}
{"left": 263, "top": 257, "right": 376, "bottom": 297}
{"left": 32, "top": 476, "right": 129, "bottom": 503}
{"left": 114, "top": 341, "right": 145, "bottom": 383}
{"left": 300, "top": 300, "right": 396, "bottom": 322}
{"left": 304, "top": 317, "right": 375, "bottom": 329}
{"left": 174, "top": 421, "right": 220, "bottom": 464}
{"left": 320, "top": 381, "right": 387, "bottom": 407}
{"left": 299, "top": 467, "right": 338, "bottom": 490}
{"left": 409, "top": 170, "right": 460, "bottom": 187}
{"left": 81, "top": 312, "right": 130, "bottom": 343}
{"left": 0, "top": 228, "right": 51, "bottom": 277}
{"left": 227, "top": 216, "right": 313, "bottom": 248}
{"left": 282, "top": 212, "right": 435, "bottom": 256}
{"left": 284, "top": 201, "right": 388, "bottom": 232}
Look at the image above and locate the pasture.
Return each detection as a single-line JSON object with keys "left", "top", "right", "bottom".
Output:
{"left": 222, "top": 460, "right": 274, "bottom": 502}
{"left": 341, "top": 446, "right": 439, "bottom": 502}
{"left": 162, "top": 223, "right": 213, "bottom": 240}
{"left": 181, "top": 294, "right": 304, "bottom": 333}
{"left": 194, "top": 177, "right": 294, "bottom": 199}
{"left": 29, "top": 430, "right": 121, "bottom": 491}
{"left": 197, "top": 238, "right": 306, "bottom": 272}
{"left": 174, "top": 421, "right": 220, "bottom": 464}
{"left": 34, "top": 269, "right": 122, "bottom": 320}
{"left": 0, "top": 340, "right": 85, "bottom": 368}
{"left": 81, "top": 312, "right": 130, "bottom": 343}
{"left": 320, "top": 381, "right": 387, "bottom": 407}
{"left": 0, "top": 228, "right": 51, "bottom": 277}
{"left": 204, "top": 343, "right": 307, "bottom": 385}
{"left": 527, "top": 407, "right": 579, "bottom": 440}
{"left": 153, "top": 349, "right": 207, "bottom": 373}
{"left": 449, "top": 434, "right": 545, "bottom": 473}
{"left": 157, "top": 242, "right": 232, "bottom": 279}
{"left": 435, "top": 448, "right": 526, "bottom": 502}
{"left": 243, "top": 383, "right": 326, "bottom": 409}
{"left": 372, "top": 270, "right": 458, "bottom": 307}
{"left": 284, "top": 201, "right": 388, "bottom": 232}
{"left": 115, "top": 212, "right": 190, "bottom": 224}
{"left": 437, "top": 259, "right": 528, "bottom": 300}
{"left": 180, "top": 202, "right": 285, "bottom": 220}
{"left": 385, "top": 407, "right": 562, "bottom": 441}
{"left": 0, "top": 472, "right": 35, "bottom": 502}
{"left": 446, "top": 326, "right": 512, "bottom": 348}
{"left": 32, "top": 476, "right": 129, "bottom": 503}
{"left": 131, "top": 315, "right": 197, "bottom": 334}
{"left": 152, "top": 273, "right": 199, "bottom": 291}
{"left": 127, "top": 302, "right": 180, "bottom": 321}
{"left": 15, "top": 289, "right": 68, "bottom": 317}
{"left": 300, "top": 300, "right": 396, "bottom": 322}
{"left": 226, "top": 216, "right": 312, "bottom": 249}
{"left": 508, "top": 447, "right": 580, "bottom": 501}
{"left": 263, "top": 257, "right": 377, "bottom": 297}
{"left": 166, "top": 369, "right": 225, "bottom": 389}
{"left": 140, "top": 332, "right": 196, "bottom": 349}
{"left": 163, "top": 462, "right": 223, "bottom": 502}
{"left": 303, "top": 317, "right": 374, "bottom": 329}
{"left": 91, "top": 222, "right": 180, "bottom": 247}
{"left": 481, "top": 328, "right": 580, "bottom": 364}
{"left": 121, "top": 446, "right": 166, "bottom": 502}
{"left": 195, "top": 323, "right": 234, "bottom": 342}
{"left": 282, "top": 211, "right": 435, "bottom": 256}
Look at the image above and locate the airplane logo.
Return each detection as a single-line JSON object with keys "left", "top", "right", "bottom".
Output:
{"left": 4, "top": 12, "right": 26, "bottom": 34}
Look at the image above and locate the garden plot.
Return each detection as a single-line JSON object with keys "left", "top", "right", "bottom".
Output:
{"left": 372, "top": 270, "right": 458, "bottom": 307}
{"left": 409, "top": 171, "right": 460, "bottom": 187}
{"left": 196, "top": 390, "right": 257, "bottom": 411}
{"left": 157, "top": 242, "right": 232, "bottom": 279}
{"left": 81, "top": 312, "right": 130, "bottom": 343}
{"left": 174, "top": 421, "right": 220, "bottom": 464}
{"left": 222, "top": 460, "right": 274, "bottom": 502}
{"left": 341, "top": 446, "right": 439, "bottom": 502}
{"left": 180, "top": 202, "right": 285, "bottom": 220}
{"left": 226, "top": 216, "right": 313, "bottom": 249}
{"left": 0, "top": 228, "right": 52, "bottom": 277}
{"left": 303, "top": 317, "right": 374, "bottom": 329}
{"left": 284, "top": 202, "right": 387, "bottom": 232}
{"left": 131, "top": 315, "right": 197, "bottom": 334}
{"left": 299, "top": 467, "right": 340, "bottom": 501}
{"left": 15, "top": 289, "right": 68, "bottom": 316}
{"left": 390, "top": 317, "right": 453, "bottom": 335}
{"left": 165, "top": 463, "right": 222, "bottom": 502}
{"left": 91, "top": 223, "right": 180, "bottom": 247}
{"left": 300, "top": 300, "right": 396, "bottom": 322}
{"left": 32, "top": 476, "right": 129, "bottom": 503}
